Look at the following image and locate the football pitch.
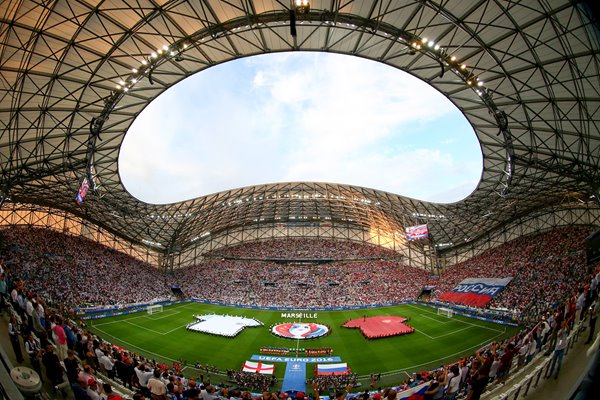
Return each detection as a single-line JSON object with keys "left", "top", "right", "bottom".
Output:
{"left": 87, "top": 303, "right": 519, "bottom": 388}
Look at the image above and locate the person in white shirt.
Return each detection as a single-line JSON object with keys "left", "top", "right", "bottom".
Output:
{"left": 99, "top": 350, "right": 115, "bottom": 379}
{"left": 445, "top": 364, "right": 461, "bottom": 400}
{"left": 526, "top": 335, "right": 537, "bottom": 364}
{"left": 147, "top": 369, "right": 167, "bottom": 399}
{"left": 136, "top": 363, "right": 154, "bottom": 397}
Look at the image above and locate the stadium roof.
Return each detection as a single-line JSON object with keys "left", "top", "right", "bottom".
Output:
{"left": 1, "top": 0, "right": 599, "bottom": 256}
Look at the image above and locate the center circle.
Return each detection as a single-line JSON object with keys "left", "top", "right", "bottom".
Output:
{"left": 271, "top": 322, "right": 329, "bottom": 339}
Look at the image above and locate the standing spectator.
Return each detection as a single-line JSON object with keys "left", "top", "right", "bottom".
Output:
{"left": 24, "top": 333, "right": 41, "bottom": 373}
{"left": 24, "top": 294, "right": 35, "bottom": 333}
{"left": 496, "top": 343, "right": 517, "bottom": 384}
{"left": 525, "top": 335, "right": 537, "bottom": 365}
{"left": 0, "top": 272, "right": 8, "bottom": 314}
{"left": 547, "top": 320, "right": 569, "bottom": 379}
{"left": 575, "top": 287, "right": 586, "bottom": 326}
{"left": 103, "top": 383, "right": 124, "bottom": 400}
{"left": 71, "top": 376, "right": 92, "bottom": 400}
{"left": 8, "top": 315, "right": 24, "bottom": 363}
{"left": 42, "top": 344, "right": 66, "bottom": 394}
{"left": 99, "top": 349, "right": 116, "bottom": 380}
{"left": 445, "top": 365, "right": 461, "bottom": 400}
{"left": 52, "top": 316, "right": 68, "bottom": 360}
{"left": 585, "top": 298, "right": 598, "bottom": 344}
{"left": 64, "top": 349, "right": 81, "bottom": 385}
{"left": 136, "top": 363, "right": 153, "bottom": 397}
{"left": 423, "top": 369, "right": 444, "bottom": 400}
{"left": 147, "top": 369, "right": 167, "bottom": 400}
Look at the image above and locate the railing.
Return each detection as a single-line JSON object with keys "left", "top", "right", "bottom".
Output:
{"left": 490, "top": 325, "right": 585, "bottom": 400}
{"left": 0, "top": 339, "right": 26, "bottom": 400}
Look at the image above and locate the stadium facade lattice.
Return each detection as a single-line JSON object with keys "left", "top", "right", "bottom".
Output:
{"left": 1, "top": 0, "right": 599, "bottom": 272}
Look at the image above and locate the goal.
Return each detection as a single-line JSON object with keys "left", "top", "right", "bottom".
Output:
{"left": 437, "top": 307, "right": 454, "bottom": 318}
{"left": 147, "top": 304, "right": 164, "bottom": 315}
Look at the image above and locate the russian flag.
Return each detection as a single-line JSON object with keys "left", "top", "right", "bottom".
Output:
{"left": 316, "top": 363, "right": 349, "bottom": 375}
{"left": 397, "top": 382, "right": 429, "bottom": 400}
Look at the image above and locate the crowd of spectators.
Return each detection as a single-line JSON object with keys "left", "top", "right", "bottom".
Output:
{"left": 1, "top": 224, "right": 599, "bottom": 400}
{"left": 207, "top": 238, "right": 400, "bottom": 260}
{"left": 0, "top": 227, "right": 173, "bottom": 313}
{"left": 175, "top": 260, "right": 427, "bottom": 309}
{"left": 226, "top": 370, "right": 277, "bottom": 392}
{"left": 426, "top": 226, "right": 592, "bottom": 322}
{"left": 307, "top": 373, "right": 358, "bottom": 391}
{"left": 0, "top": 225, "right": 595, "bottom": 319}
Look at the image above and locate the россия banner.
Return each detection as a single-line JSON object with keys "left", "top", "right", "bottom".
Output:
{"left": 438, "top": 277, "right": 513, "bottom": 308}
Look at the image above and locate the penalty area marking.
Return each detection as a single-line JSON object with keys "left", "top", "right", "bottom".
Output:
{"left": 145, "top": 310, "right": 182, "bottom": 321}
{"left": 91, "top": 325, "right": 180, "bottom": 363}
{"left": 419, "top": 314, "right": 453, "bottom": 324}
{"left": 406, "top": 304, "right": 507, "bottom": 333}
{"left": 92, "top": 314, "right": 187, "bottom": 336}
{"left": 91, "top": 309, "right": 181, "bottom": 327}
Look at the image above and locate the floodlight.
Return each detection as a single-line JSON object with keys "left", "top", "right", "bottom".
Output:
{"left": 292, "top": 0, "right": 310, "bottom": 14}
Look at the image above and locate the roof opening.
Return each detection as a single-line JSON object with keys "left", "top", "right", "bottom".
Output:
{"left": 119, "top": 52, "right": 482, "bottom": 204}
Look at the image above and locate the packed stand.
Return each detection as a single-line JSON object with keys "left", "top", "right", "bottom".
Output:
{"left": 174, "top": 259, "right": 427, "bottom": 308}
{"left": 226, "top": 370, "right": 277, "bottom": 392}
{"left": 207, "top": 238, "right": 400, "bottom": 260}
{"left": 1, "top": 224, "right": 600, "bottom": 400}
{"left": 428, "top": 226, "right": 592, "bottom": 321}
{"left": 0, "top": 227, "right": 173, "bottom": 312}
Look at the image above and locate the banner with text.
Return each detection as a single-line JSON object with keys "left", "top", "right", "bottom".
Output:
{"left": 438, "top": 277, "right": 513, "bottom": 308}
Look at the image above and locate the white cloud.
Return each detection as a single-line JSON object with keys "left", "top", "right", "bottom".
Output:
{"left": 120, "top": 52, "right": 481, "bottom": 204}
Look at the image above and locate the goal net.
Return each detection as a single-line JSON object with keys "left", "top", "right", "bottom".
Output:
{"left": 437, "top": 307, "right": 453, "bottom": 318}
{"left": 147, "top": 304, "right": 164, "bottom": 315}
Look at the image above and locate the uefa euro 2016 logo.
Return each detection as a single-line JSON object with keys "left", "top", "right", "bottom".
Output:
{"left": 271, "top": 322, "right": 329, "bottom": 339}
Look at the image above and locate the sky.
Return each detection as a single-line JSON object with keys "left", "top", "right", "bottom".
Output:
{"left": 119, "top": 52, "right": 482, "bottom": 205}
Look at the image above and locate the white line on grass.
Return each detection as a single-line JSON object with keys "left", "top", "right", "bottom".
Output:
{"left": 414, "top": 329, "right": 435, "bottom": 339}
{"left": 364, "top": 329, "right": 508, "bottom": 378}
{"left": 92, "top": 310, "right": 181, "bottom": 327}
{"left": 146, "top": 310, "right": 182, "bottom": 321}
{"left": 91, "top": 325, "right": 180, "bottom": 363}
{"left": 162, "top": 324, "right": 188, "bottom": 335}
{"left": 123, "top": 320, "right": 167, "bottom": 335}
{"left": 419, "top": 314, "right": 453, "bottom": 324}
{"left": 120, "top": 319, "right": 190, "bottom": 336}
{"left": 407, "top": 304, "right": 506, "bottom": 333}
{"left": 433, "top": 325, "right": 473, "bottom": 339}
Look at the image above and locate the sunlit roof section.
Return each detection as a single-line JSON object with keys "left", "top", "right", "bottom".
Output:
{"left": 120, "top": 52, "right": 481, "bottom": 205}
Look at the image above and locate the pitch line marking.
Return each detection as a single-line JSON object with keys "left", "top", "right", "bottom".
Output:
{"left": 419, "top": 314, "right": 453, "bottom": 324}
{"left": 163, "top": 324, "right": 188, "bottom": 335}
{"left": 91, "top": 325, "right": 179, "bottom": 363}
{"left": 433, "top": 325, "right": 473, "bottom": 339}
{"left": 92, "top": 309, "right": 181, "bottom": 326}
{"left": 414, "top": 329, "right": 435, "bottom": 339}
{"left": 406, "top": 304, "right": 506, "bottom": 333}
{"left": 92, "top": 316, "right": 186, "bottom": 336}
{"left": 145, "top": 310, "right": 182, "bottom": 321}
{"left": 123, "top": 320, "right": 167, "bottom": 335}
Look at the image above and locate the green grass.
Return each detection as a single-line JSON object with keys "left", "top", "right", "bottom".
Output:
{"left": 87, "top": 303, "right": 519, "bottom": 388}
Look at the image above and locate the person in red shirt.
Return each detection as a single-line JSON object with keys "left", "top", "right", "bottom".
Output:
{"left": 102, "top": 383, "right": 123, "bottom": 400}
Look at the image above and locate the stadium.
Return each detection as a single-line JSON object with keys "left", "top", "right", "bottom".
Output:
{"left": 1, "top": 1, "right": 600, "bottom": 400}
